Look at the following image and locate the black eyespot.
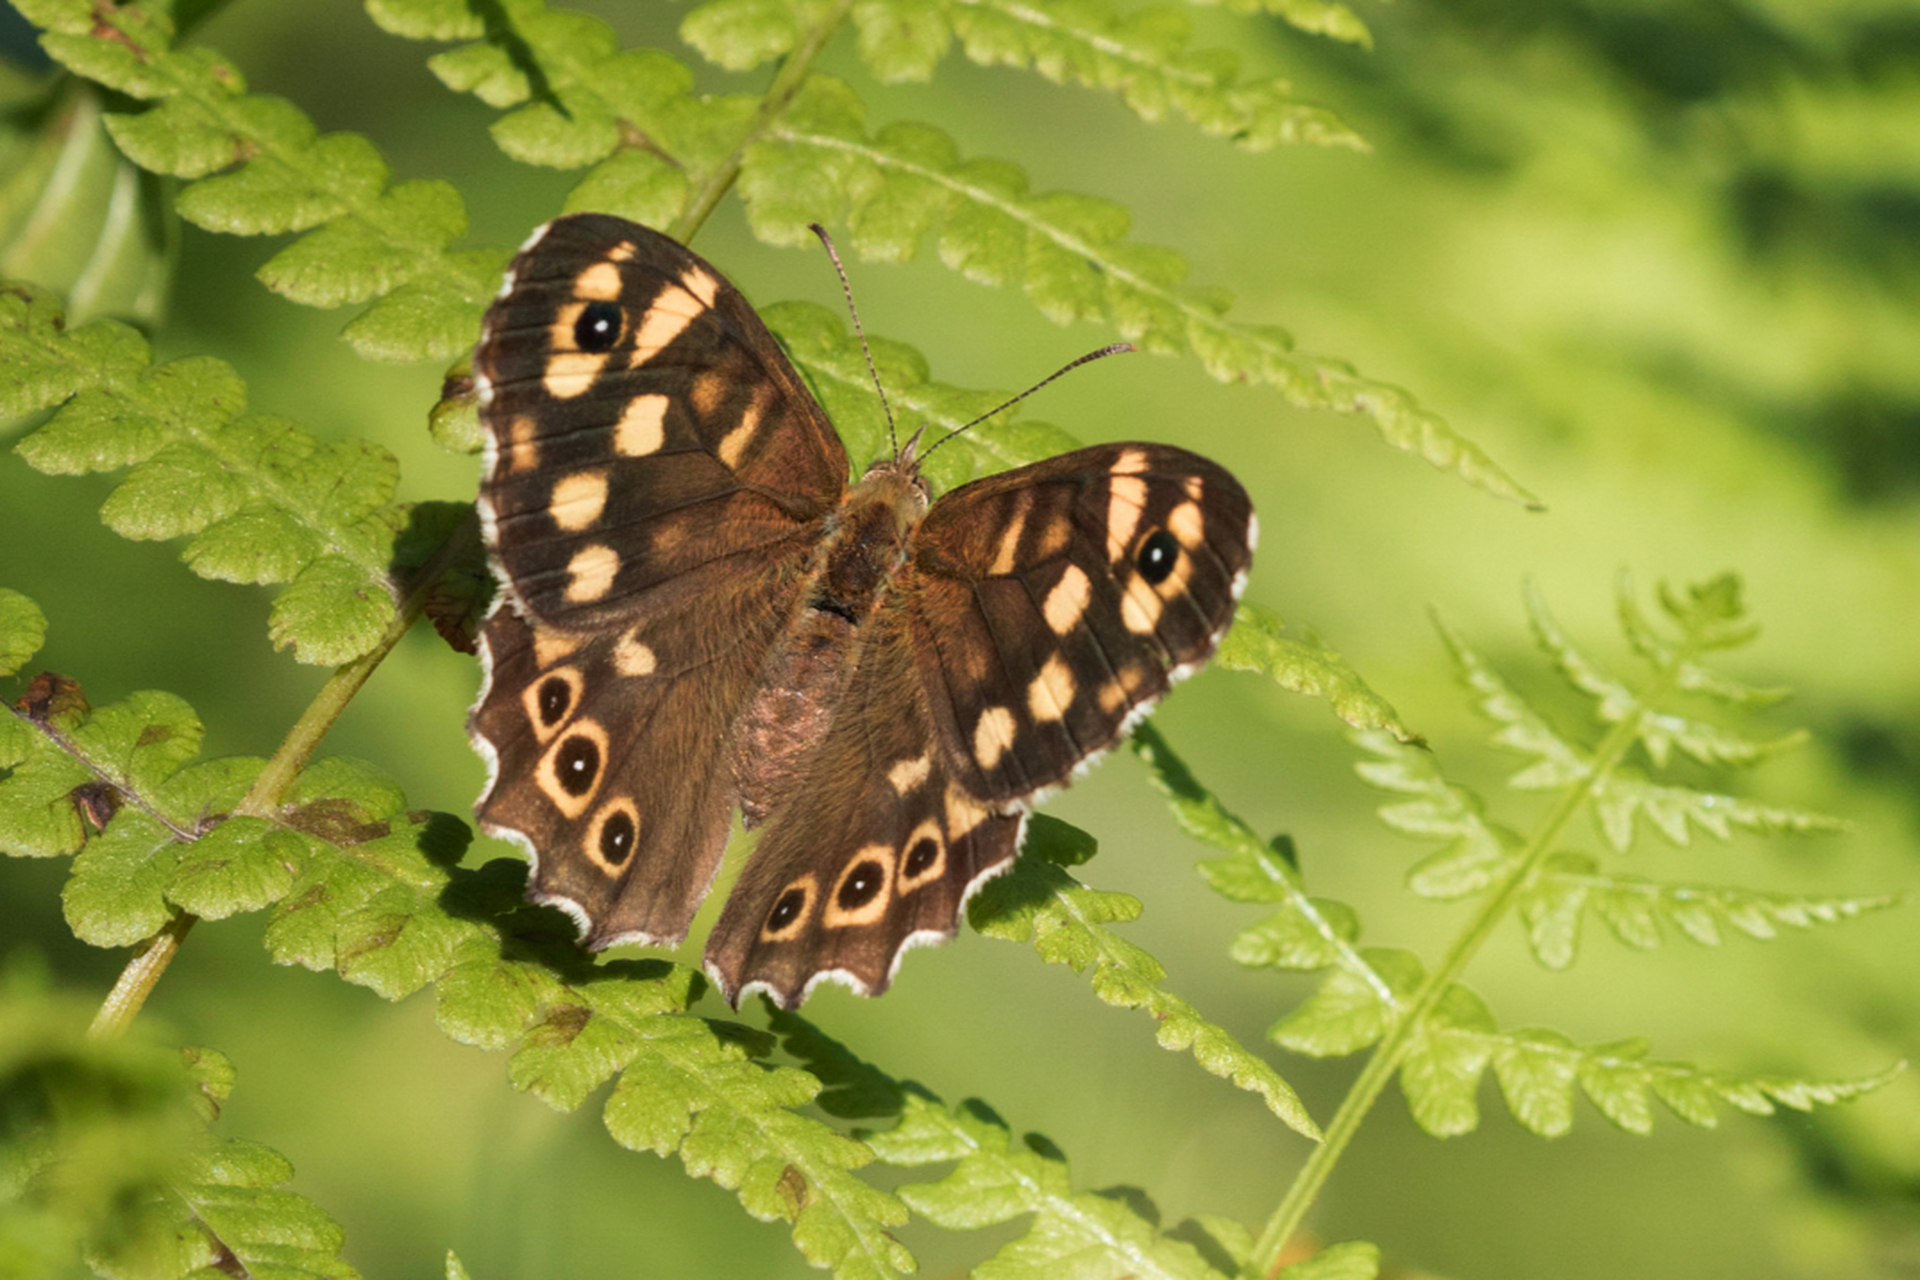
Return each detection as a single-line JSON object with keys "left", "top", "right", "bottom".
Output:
{"left": 904, "top": 837, "right": 940, "bottom": 877}
{"left": 536, "top": 676, "right": 572, "bottom": 726}
{"left": 1136, "top": 529, "right": 1180, "bottom": 585}
{"left": 837, "top": 860, "right": 886, "bottom": 910}
{"left": 768, "top": 886, "right": 807, "bottom": 931}
{"left": 598, "top": 809, "right": 635, "bottom": 866}
{"left": 554, "top": 735, "right": 601, "bottom": 796}
{"left": 573, "top": 300, "right": 623, "bottom": 353}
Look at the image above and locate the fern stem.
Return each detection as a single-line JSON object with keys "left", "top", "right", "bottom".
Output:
{"left": 671, "top": 0, "right": 853, "bottom": 244}
{"left": 1248, "top": 642, "right": 1691, "bottom": 1278}
{"left": 88, "top": 910, "right": 196, "bottom": 1039}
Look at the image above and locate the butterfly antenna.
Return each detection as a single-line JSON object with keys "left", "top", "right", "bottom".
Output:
{"left": 809, "top": 223, "right": 899, "bottom": 458}
{"left": 916, "top": 342, "right": 1136, "bottom": 466}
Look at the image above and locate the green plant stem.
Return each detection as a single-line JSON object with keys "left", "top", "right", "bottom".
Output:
{"left": 1247, "top": 652, "right": 1692, "bottom": 1278}
{"left": 88, "top": 910, "right": 196, "bottom": 1039}
{"left": 86, "top": 510, "right": 480, "bottom": 1038}
{"left": 671, "top": 0, "right": 853, "bottom": 244}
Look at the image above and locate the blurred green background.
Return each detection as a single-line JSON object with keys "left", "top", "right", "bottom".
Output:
{"left": 3, "top": 1, "right": 1917, "bottom": 1277}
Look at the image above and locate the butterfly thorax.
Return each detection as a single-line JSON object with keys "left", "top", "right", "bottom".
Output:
{"left": 732, "top": 460, "right": 928, "bottom": 827}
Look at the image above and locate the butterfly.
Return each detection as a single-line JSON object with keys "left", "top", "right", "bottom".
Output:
{"left": 468, "top": 213, "right": 1256, "bottom": 1009}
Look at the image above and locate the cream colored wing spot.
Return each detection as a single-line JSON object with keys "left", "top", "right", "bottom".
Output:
{"left": 945, "top": 782, "right": 991, "bottom": 839}
{"left": 531, "top": 629, "right": 581, "bottom": 668}
{"left": 1098, "top": 678, "right": 1130, "bottom": 714}
{"left": 607, "top": 241, "right": 637, "bottom": 263}
{"left": 1106, "top": 467, "right": 1149, "bottom": 563}
{"left": 897, "top": 820, "right": 947, "bottom": 892}
{"left": 575, "top": 260, "right": 623, "bottom": 301}
{"left": 987, "top": 491, "right": 1033, "bottom": 576}
{"left": 680, "top": 264, "right": 720, "bottom": 308}
{"left": 972, "top": 705, "right": 1019, "bottom": 771}
{"left": 629, "top": 280, "right": 706, "bottom": 368}
{"left": 1043, "top": 564, "right": 1092, "bottom": 635}
{"left": 824, "top": 846, "right": 895, "bottom": 929}
{"left": 545, "top": 302, "right": 614, "bottom": 399}
{"left": 1120, "top": 571, "right": 1164, "bottom": 635}
{"left": 520, "top": 666, "right": 584, "bottom": 744}
{"left": 550, "top": 470, "right": 609, "bottom": 532}
{"left": 564, "top": 544, "right": 621, "bottom": 603}
{"left": 613, "top": 394, "right": 670, "bottom": 457}
{"left": 716, "top": 391, "right": 768, "bottom": 469}
{"left": 505, "top": 416, "right": 540, "bottom": 475}
{"left": 1027, "top": 655, "right": 1077, "bottom": 723}
{"left": 1166, "top": 500, "right": 1205, "bottom": 548}
{"left": 535, "top": 718, "right": 610, "bottom": 818}
{"left": 690, "top": 369, "right": 727, "bottom": 418}
{"left": 612, "top": 629, "right": 656, "bottom": 677}
{"left": 761, "top": 875, "right": 818, "bottom": 942}
{"left": 888, "top": 753, "right": 932, "bottom": 795}
{"left": 1184, "top": 474, "right": 1205, "bottom": 502}
{"left": 582, "top": 797, "right": 640, "bottom": 875}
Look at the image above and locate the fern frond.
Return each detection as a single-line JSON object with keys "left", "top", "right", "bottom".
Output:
{"left": 1524, "top": 581, "right": 1804, "bottom": 770}
{"left": 1269, "top": 947, "right": 1424, "bottom": 1057}
{"left": 16, "top": 0, "right": 496, "bottom": 360}
{"left": 868, "top": 1091, "right": 1237, "bottom": 1280}
{"left": 1, "top": 286, "right": 443, "bottom": 664}
{"left": 1216, "top": 605, "right": 1412, "bottom": 738}
{"left": 971, "top": 813, "right": 1318, "bottom": 1136}
{"left": 1349, "top": 728, "right": 1524, "bottom": 898}
{"left": 1432, "top": 612, "right": 1592, "bottom": 788}
{"left": 1615, "top": 572, "right": 1788, "bottom": 707}
{"left": 1133, "top": 722, "right": 1394, "bottom": 1001}
{"left": 746, "top": 75, "right": 1536, "bottom": 504}
{"left": 850, "top": 0, "right": 1366, "bottom": 151}
{"left": 0, "top": 589, "right": 48, "bottom": 679}
{"left": 2, "top": 991, "right": 362, "bottom": 1280}
{"left": 1517, "top": 852, "right": 1897, "bottom": 968}
{"left": 1395, "top": 996, "right": 1903, "bottom": 1139}
{"left": 1589, "top": 769, "right": 1847, "bottom": 853}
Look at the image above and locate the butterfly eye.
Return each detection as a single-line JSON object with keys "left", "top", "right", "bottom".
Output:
{"left": 573, "top": 300, "right": 624, "bottom": 353}
{"left": 1136, "top": 529, "right": 1180, "bottom": 585}
{"left": 553, "top": 734, "right": 602, "bottom": 796}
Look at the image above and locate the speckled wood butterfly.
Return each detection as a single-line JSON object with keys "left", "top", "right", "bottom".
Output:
{"left": 469, "top": 214, "right": 1255, "bottom": 1008}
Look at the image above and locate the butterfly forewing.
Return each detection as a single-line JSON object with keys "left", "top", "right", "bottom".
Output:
{"left": 475, "top": 215, "right": 848, "bottom": 630}
{"left": 905, "top": 444, "right": 1254, "bottom": 804}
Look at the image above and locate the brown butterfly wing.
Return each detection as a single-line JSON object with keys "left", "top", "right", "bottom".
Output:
{"left": 703, "top": 443, "right": 1253, "bottom": 1006}
{"left": 470, "top": 214, "right": 847, "bottom": 948}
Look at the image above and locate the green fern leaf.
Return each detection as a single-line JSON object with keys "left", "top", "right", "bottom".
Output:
{"left": 15, "top": 4, "right": 487, "bottom": 360}
{"left": 1348, "top": 728, "right": 1524, "bottom": 898}
{"left": 972, "top": 814, "right": 1318, "bottom": 1135}
{"left": 733, "top": 76, "right": 1535, "bottom": 503}
{"left": 1615, "top": 573, "right": 1788, "bottom": 707}
{"left": 1278, "top": 1240, "right": 1381, "bottom": 1280}
{"left": 1270, "top": 947, "right": 1422, "bottom": 1057}
{"left": 1398, "top": 984, "right": 1495, "bottom": 1137}
{"left": 364, "top": 0, "right": 486, "bottom": 40}
{"left": 871, "top": 1093, "right": 1234, "bottom": 1280}
{"left": 1433, "top": 612, "right": 1590, "bottom": 787}
{"left": 1590, "top": 770, "right": 1847, "bottom": 853}
{"left": 853, "top": 0, "right": 952, "bottom": 81}
{"left": 1215, "top": 604, "right": 1411, "bottom": 737}
{"left": 0, "top": 590, "right": 48, "bottom": 678}
{"left": 1517, "top": 853, "right": 1896, "bottom": 968}
{"left": 683, "top": 0, "right": 807, "bottom": 70}
{"left": 940, "top": 0, "right": 1364, "bottom": 150}
{"left": 1488, "top": 1027, "right": 1580, "bottom": 1137}
{"left": 4, "top": 290, "right": 414, "bottom": 664}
